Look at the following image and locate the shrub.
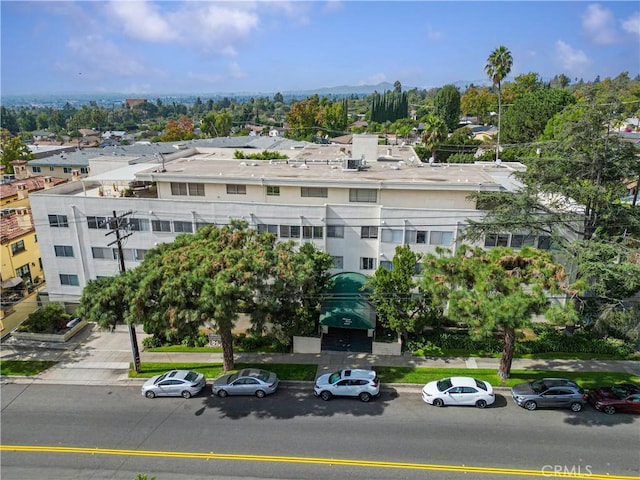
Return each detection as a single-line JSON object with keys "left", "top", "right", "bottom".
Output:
{"left": 142, "top": 336, "right": 164, "bottom": 349}
{"left": 17, "top": 303, "right": 70, "bottom": 333}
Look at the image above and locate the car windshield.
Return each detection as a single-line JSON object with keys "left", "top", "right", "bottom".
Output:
{"left": 257, "top": 370, "right": 270, "bottom": 382}
{"left": 329, "top": 372, "right": 342, "bottom": 384}
{"left": 227, "top": 373, "right": 239, "bottom": 384}
{"left": 184, "top": 372, "right": 199, "bottom": 382}
{"left": 155, "top": 373, "right": 168, "bottom": 384}
{"left": 437, "top": 378, "right": 453, "bottom": 392}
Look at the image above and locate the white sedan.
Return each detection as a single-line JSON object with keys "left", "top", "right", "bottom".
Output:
{"left": 422, "top": 376, "right": 495, "bottom": 408}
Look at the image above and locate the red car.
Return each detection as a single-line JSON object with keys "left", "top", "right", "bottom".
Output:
{"left": 587, "top": 383, "right": 640, "bottom": 415}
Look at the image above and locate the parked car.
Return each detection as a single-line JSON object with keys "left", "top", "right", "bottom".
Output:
{"left": 314, "top": 369, "right": 379, "bottom": 402}
{"left": 141, "top": 370, "right": 206, "bottom": 399}
{"left": 422, "top": 376, "right": 495, "bottom": 408}
{"left": 212, "top": 368, "right": 279, "bottom": 398}
{"left": 511, "top": 378, "right": 586, "bottom": 412}
{"left": 587, "top": 383, "right": 640, "bottom": 415}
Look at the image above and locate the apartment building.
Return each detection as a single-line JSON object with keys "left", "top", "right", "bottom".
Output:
{"left": 29, "top": 134, "right": 532, "bottom": 305}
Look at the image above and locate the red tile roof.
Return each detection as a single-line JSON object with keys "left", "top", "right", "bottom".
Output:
{"left": 0, "top": 176, "right": 67, "bottom": 200}
{"left": 0, "top": 209, "right": 35, "bottom": 244}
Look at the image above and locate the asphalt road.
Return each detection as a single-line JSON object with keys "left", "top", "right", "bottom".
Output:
{"left": 1, "top": 383, "right": 639, "bottom": 480}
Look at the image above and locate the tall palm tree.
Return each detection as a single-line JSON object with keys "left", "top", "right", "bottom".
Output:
{"left": 421, "top": 114, "right": 448, "bottom": 163}
{"left": 485, "top": 46, "right": 513, "bottom": 162}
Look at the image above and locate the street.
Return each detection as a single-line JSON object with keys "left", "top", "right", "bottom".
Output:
{"left": 1, "top": 383, "right": 639, "bottom": 480}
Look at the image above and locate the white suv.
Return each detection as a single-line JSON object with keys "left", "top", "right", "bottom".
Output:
{"left": 314, "top": 369, "right": 380, "bottom": 402}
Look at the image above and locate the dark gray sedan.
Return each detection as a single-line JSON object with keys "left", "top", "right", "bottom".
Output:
{"left": 511, "top": 378, "right": 586, "bottom": 412}
{"left": 212, "top": 369, "right": 279, "bottom": 398}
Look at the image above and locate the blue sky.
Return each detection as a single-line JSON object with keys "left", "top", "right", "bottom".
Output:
{"left": 1, "top": 1, "right": 639, "bottom": 97}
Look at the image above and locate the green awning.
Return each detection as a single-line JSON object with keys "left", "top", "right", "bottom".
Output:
{"left": 319, "top": 272, "right": 376, "bottom": 330}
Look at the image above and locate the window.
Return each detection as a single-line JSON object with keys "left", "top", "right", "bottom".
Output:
{"left": 430, "top": 231, "right": 453, "bottom": 246}
{"left": 349, "top": 189, "right": 377, "bottom": 203}
{"left": 361, "top": 257, "right": 376, "bottom": 270}
{"left": 48, "top": 214, "right": 68, "bottom": 227}
{"left": 332, "top": 256, "right": 344, "bottom": 269}
{"left": 484, "top": 233, "right": 509, "bottom": 247}
{"left": 510, "top": 234, "right": 535, "bottom": 248}
{"left": 59, "top": 274, "right": 79, "bottom": 286}
{"left": 538, "top": 236, "right": 552, "bottom": 250}
{"left": 301, "top": 187, "right": 327, "bottom": 198}
{"left": 381, "top": 228, "right": 403, "bottom": 243}
{"left": 380, "top": 260, "right": 393, "bottom": 270}
{"left": 266, "top": 186, "right": 280, "bottom": 196}
{"left": 361, "top": 226, "right": 378, "bottom": 239}
{"left": 188, "top": 183, "right": 204, "bottom": 196}
{"left": 326, "top": 225, "right": 344, "bottom": 238}
{"left": 92, "top": 247, "right": 111, "bottom": 259}
{"left": 87, "top": 216, "right": 108, "bottom": 229}
{"left": 196, "top": 222, "right": 214, "bottom": 231}
{"left": 280, "top": 225, "right": 300, "bottom": 238}
{"left": 80, "top": 167, "right": 89, "bottom": 174}
{"left": 226, "top": 184, "right": 246, "bottom": 194}
{"left": 10, "top": 240, "right": 25, "bottom": 255}
{"left": 54, "top": 245, "right": 74, "bottom": 257}
{"left": 129, "top": 218, "right": 150, "bottom": 231}
{"left": 32, "top": 166, "right": 41, "bottom": 173}
{"left": 15, "top": 264, "right": 30, "bottom": 277}
{"left": 63, "top": 167, "right": 73, "bottom": 174}
{"left": 49, "top": 166, "right": 55, "bottom": 172}
{"left": 174, "top": 221, "right": 193, "bottom": 233}
{"left": 134, "top": 249, "right": 147, "bottom": 261}
{"left": 405, "top": 229, "right": 427, "bottom": 244}
{"left": 257, "top": 224, "right": 278, "bottom": 235}
{"left": 303, "top": 226, "right": 323, "bottom": 239}
{"left": 171, "top": 182, "right": 188, "bottom": 195}
{"left": 152, "top": 220, "right": 171, "bottom": 232}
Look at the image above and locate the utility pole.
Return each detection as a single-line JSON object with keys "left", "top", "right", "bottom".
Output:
{"left": 106, "top": 210, "right": 141, "bottom": 373}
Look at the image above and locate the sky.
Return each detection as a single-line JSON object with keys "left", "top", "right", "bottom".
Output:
{"left": 1, "top": 1, "right": 639, "bottom": 97}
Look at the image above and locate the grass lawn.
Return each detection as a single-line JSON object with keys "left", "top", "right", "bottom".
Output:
{"left": 414, "top": 350, "right": 639, "bottom": 361}
{"left": 129, "top": 362, "right": 317, "bottom": 381}
{"left": 375, "top": 366, "right": 640, "bottom": 389}
{"left": 0, "top": 360, "right": 57, "bottom": 376}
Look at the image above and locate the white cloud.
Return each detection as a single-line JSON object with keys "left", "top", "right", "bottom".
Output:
{"left": 555, "top": 40, "right": 591, "bottom": 74}
{"left": 105, "top": 1, "right": 178, "bottom": 43}
{"left": 582, "top": 4, "right": 618, "bottom": 45}
{"left": 426, "top": 25, "right": 444, "bottom": 41}
{"left": 621, "top": 12, "right": 640, "bottom": 36}
{"left": 61, "top": 34, "right": 147, "bottom": 77}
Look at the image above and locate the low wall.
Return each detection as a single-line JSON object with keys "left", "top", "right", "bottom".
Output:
{"left": 293, "top": 335, "right": 321, "bottom": 354}
{"left": 12, "top": 319, "right": 88, "bottom": 343}
{"left": 372, "top": 339, "right": 402, "bottom": 356}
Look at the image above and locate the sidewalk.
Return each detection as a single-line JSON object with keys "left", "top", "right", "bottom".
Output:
{"left": 1, "top": 323, "right": 639, "bottom": 387}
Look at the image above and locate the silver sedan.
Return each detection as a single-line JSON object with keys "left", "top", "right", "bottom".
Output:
{"left": 212, "top": 368, "right": 279, "bottom": 398}
{"left": 141, "top": 370, "right": 206, "bottom": 399}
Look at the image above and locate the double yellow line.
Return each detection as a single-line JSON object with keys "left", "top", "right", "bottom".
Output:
{"left": 1, "top": 445, "right": 637, "bottom": 480}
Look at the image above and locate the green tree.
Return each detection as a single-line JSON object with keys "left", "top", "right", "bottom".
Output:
{"left": 285, "top": 95, "right": 322, "bottom": 140}
{"left": 0, "top": 107, "right": 19, "bottom": 135}
{"left": 500, "top": 88, "right": 575, "bottom": 143}
{"left": 433, "top": 84, "right": 461, "bottom": 132}
{"left": 420, "top": 114, "right": 447, "bottom": 162}
{"left": 123, "top": 222, "right": 321, "bottom": 371}
{"left": 485, "top": 46, "right": 513, "bottom": 161}
{"left": 422, "top": 245, "right": 576, "bottom": 379}
{"left": 461, "top": 86, "right": 494, "bottom": 124}
{"left": 76, "top": 277, "right": 128, "bottom": 332}
{"left": 0, "top": 131, "right": 33, "bottom": 173}
{"left": 367, "top": 245, "right": 439, "bottom": 343}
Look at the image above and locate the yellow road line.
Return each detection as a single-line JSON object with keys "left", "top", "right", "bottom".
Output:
{"left": 1, "top": 445, "right": 637, "bottom": 480}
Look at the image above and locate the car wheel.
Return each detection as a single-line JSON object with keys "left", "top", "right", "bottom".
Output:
{"left": 217, "top": 390, "right": 228, "bottom": 398}
{"left": 359, "top": 392, "right": 371, "bottom": 402}
{"left": 524, "top": 400, "right": 537, "bottom": 411}
{"left": 145, "top": 391, "right": 155, "bottom": 399}
{"left": 603, "top": 405, "right": 616, "bottom": 415}
{"left": 570, "top": 402, "right": 583, "bottom": 412}
{"left": 181, "top": 390, "right": 192, "bottom": 399}
{"left": 476, "top": 399, "right": 487, "bottom": 409}
{"left": 320, "top": 391, "right": 332, "bottom": 401}
{"left": 433, "top": 398, "right": 444, "bottom": 407}
{"left": 255, "top": 390, "right": 266, "bottom": 398}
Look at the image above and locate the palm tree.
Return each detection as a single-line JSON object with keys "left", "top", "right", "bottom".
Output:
{"left": 421, "top": 114, "right": 448, "bottom": 163}
{"left": 485, "top": 46, "right": 513, "bottom": 162}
